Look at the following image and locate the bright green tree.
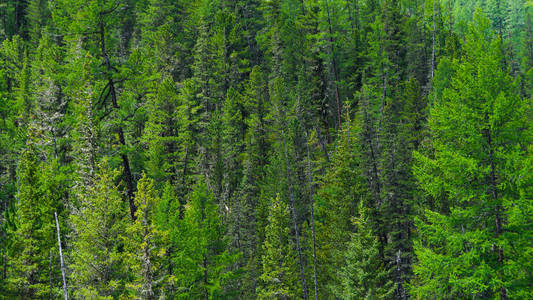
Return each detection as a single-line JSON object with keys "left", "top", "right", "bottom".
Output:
{"left": 411, "top": 13, "right": 533, "bottom": 299}
{"left": 7, "top": 145, "right": 66, "bottom": 298}
{"left": 173, "top": 179, "right": 239, "bottom": 299}
{"left": 124, "top": 174, "right": 166, "bottom": 299}
{"left": 70, "top": 160, "right": 129, "bottom": 299}
{"left": 257, "top": 194, "right": 301, "bottom": 299}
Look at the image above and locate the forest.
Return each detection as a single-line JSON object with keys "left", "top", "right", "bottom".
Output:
{"left": 0, "top": 0, "right": 532, "bottom": 299}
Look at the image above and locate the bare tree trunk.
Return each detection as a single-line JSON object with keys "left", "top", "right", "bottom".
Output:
{"left": 396, "top": 250, "right": 405, "bottom": 300}
{"left": 305, "top": 133, "right": 319, "bottom": 300}
{"left": 98, "top": 17, "right": 137, "bottom": 220}
{"left": 430, "top": 0, "right": 436, "bottom": 81}
{"left": 55, "top": 212, "right": 68, "bottom": 300}
{"left": 281, "top": 129, "right": 309, "bottom": 300}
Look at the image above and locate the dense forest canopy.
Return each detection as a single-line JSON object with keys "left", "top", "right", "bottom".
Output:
{"left": 0, "top": 0, "right": 531, "bottom": 299}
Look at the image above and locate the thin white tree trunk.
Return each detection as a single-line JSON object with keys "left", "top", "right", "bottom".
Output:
{"left": 55, "top": 212, "right": 68, "bottom": 300}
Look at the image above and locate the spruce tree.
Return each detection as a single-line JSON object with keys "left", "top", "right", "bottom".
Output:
{"left": 315, "top": 120, "right": 366, "bottom": 297}
{"left": 336, "top": 204, "right": 394, "bottom": 300}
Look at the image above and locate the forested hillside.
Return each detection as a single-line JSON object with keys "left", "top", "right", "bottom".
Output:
{"left": 0, "top": 0, "right": 531, "bottom": 299}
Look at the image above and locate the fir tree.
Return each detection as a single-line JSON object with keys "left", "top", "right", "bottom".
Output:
{"left": 335, "top": 204, "right": 394, "bottom": 300}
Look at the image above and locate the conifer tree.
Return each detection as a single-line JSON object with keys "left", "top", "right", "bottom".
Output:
{"left": 315, "top": 119, "right": 367, "bottom": 297}
{"left": 0, "top": 1, "right": 530, "bottom": 298}
{"left": 124, "top": 174, "right": 164, "bottom": 299}
{"left": 258, "top": 194, "right": 301, "bottom": 299}
{"left": 173, "top": 179, "right": 239, "bottom": 299}
{"left": 152, "top": 181, "right": 180, "bottom": 295}
{"left": 70, "top": 160, "right": 129, "bottom": 298}
{"left": 336, "top": 204, "right": 394, "bottom": 300}
{"left": 142, "top": 77, "right": 180, "bottom": 185}
{"left": 411, "top": 13, "right": 532, "bottom": 299}
{"left": 31, "top": 35, "right": 68, "bottom": 161}
{"left": 7, "top": 144, "right": 66, "bottom": 298}
{"left": 52, "top": 0, "right": 139, "bottom": 219}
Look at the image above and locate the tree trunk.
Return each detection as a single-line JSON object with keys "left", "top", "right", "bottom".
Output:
{"left": 281, "top": 129, "right": 309, "bottom": 300}
{"left": 55, "top": 212, "right": 68, "bottom": 300}
{"left": 98, "top": 17, "right": 137, "bottom": 220}
{"left": 484, "top": 114, "right": 507, "bottom": 300}
{"left": 305, "top": 134, "right": 319, "bottom": 300}
{"left": 324, "top": 0, "right": 342, "bottom": 129}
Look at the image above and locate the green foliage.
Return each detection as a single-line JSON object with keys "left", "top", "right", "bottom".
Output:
{"left": 70, "top": 160, "right": 129, "bottom": 299}
{"left": 336, "top": 204, "right": 394, "bottom": 300}
{"left": 411, "top": 12, "right": 533, "bottom": 299}
{"left": 6, "top": 146, "right": 66, "bottom": 298}
{"left": 124, "top": 174, "right": 165, "bottom": 299}
{"left": 257, "top": 194, "right": 301, "bottom": 299}
{"left": 173, "top": 180, "right": 239, "bottom": 299}
{"left": 315, "top": 120, "right": 367, "bottom": 297}
{"left": 0, "top": 1, "right": 530, "bottom": 299}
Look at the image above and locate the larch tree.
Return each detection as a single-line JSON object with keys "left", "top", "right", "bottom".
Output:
{"left": 411, "top": 12, "right": 533, "bottom": 299}
{"left": 7, "top": 144, "right": 66, "bottom": 298}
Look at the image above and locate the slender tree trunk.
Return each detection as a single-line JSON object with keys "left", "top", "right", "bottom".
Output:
{"left": 281, "top": 129, "right": 309, "bottom": 300}
{"left": 396, "top": 250, "right": 405, "bottom": 300}
{"left": 305, "top": 133, "right": 319, "bottom": 300}
{"left": 484, "top": 114, "right": 507, "bottom": 300}
{"left": 2, "top": 249, "right": 5, "bottom": 280}
{"left": 324, "top": 0, "right": 342, "bottom": 129}
{"left": 430, "top": 0, "right": 436, "bottom": 81}
{"left": 98, "top": 18, "right": 137, "bottom": 220}
{"left": 55, "top": 212, "right": 68, "bottom": 300}
{"left": 315, "top": 127, "right": 330, "bottom": 162}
